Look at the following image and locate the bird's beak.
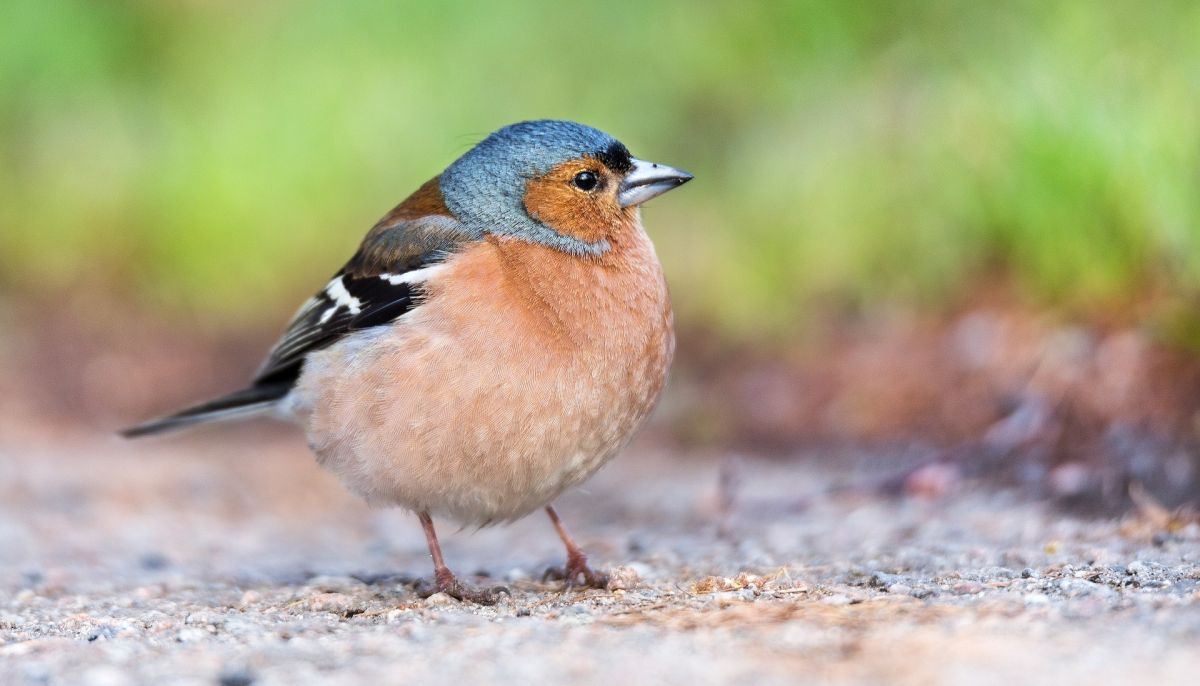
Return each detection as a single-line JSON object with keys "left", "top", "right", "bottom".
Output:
{"left": 618, "top": 158, "right": 694, "bottom": 208}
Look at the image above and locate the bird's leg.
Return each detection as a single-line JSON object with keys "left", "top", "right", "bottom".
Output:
{"left": 542, "top": 505, "right": 609, "bottom": 589}
{"left": 416, "top": 511, "right": 505, "bottom": 604}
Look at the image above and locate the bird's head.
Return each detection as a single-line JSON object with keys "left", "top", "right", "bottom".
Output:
{"left": 440, "top": 120, "right": 692, "bottom": 256}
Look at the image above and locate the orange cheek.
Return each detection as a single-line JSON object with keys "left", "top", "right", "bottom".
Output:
{"left": 524, "top": 176, "right": 626, "bottom": 243}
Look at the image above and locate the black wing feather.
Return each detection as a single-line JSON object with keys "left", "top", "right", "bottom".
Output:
{"left": 251, "top": 219, "right": 473, "bottom": 387}
{"left": 251, "top": 274, "right": 419, "bottom": 385}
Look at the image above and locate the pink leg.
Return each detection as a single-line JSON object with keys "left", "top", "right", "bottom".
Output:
{"left": 418, "top": 511, "right": 505, "bottom": 604}
{"left": 543, "top": 505, "right": 609, "bottom": 589}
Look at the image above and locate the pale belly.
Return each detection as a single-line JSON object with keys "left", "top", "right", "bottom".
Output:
{"left": 285, "top": 278, "right": 674, "bottom": 524}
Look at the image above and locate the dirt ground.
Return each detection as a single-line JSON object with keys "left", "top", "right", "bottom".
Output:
{"left": 2, "top": 426, "right": 1199, "bottom": 686}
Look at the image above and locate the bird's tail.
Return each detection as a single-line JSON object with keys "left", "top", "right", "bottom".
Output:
{"left": 120, "top": 383, "right": 292, "bottom": 438}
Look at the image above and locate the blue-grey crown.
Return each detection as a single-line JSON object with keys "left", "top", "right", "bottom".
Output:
{"left": 439, "top": 120, "right": 632, "bottom": 256}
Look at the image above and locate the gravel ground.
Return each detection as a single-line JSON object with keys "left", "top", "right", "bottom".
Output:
{"left": 2, "top": 428, "right": 1199, "bottom": 685}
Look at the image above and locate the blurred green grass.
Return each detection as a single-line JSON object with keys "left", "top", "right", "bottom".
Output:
{"left": 2, "top": 1, "right": 1199, "bottom": 340}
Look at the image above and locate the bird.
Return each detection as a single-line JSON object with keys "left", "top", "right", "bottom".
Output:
{"left": 122, "top": 120, "right": 692, "bottom": 602}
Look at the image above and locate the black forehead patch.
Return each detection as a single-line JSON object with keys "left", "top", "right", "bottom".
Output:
{"left": 594, "top": 141, "right": 633, "bottom": 174}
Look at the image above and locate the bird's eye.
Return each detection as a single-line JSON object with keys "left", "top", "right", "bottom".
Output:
{"left": 572, "top": 170, "right": 599, "bottom": 192}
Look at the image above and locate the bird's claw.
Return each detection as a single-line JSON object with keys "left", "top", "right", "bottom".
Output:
{"left": 417, "top": 571, "right": 508, "bottom": 605}
{"left": 543, "top": 554, "right": 609, "bottom": 590}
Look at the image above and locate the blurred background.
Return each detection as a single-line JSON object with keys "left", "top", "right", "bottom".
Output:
{"left": 3, "top": 0, "right": 1200, "bottom": 508}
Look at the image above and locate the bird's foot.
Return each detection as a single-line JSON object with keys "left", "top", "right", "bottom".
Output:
{"left": 543, "top": 552, "right": 609, "bottom": 590}
{"left": 417, "top": 569, "right": 508, "bottom": 605}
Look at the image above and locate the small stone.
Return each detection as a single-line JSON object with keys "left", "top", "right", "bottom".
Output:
{"left": 606, "top": 566, "right": 640, "bottom": 592}
{"left": 138, "top": 552, "right": 170, "bottom": 571}
{"left": 1021, "top": 568, "right": 1036, "bottom": 579}
{"left": 134, "top": 586, "right": 164, "bottom": 600}
{"left": 952, "top": 581, "right": 983, "bottom": 595}
{"left": 1127, "top": 560, "right": 1157, "bottom": 576}
{"left": 87, "top": 626, "right": 118, "bottom": 642}
{"left": 184, "top": 612, "right": 222, "bottom": 627}
{"left": 823, "top": 594, "right": 851, "bottom": 606}
{"left": 424, "top": 592, "right": 456, "bottom": 607}
{"left": 218, "top": 665, "right": 256, "bottom": 686}
{"left": 1058, "top": 579, "right": 1113, "bottom": 598}
{"left": 302, "top": 592, "right": 364, "bottom": 616}
{"left": 177, "top": 627, "right": 209, "bottom": 642}
{"left": 867, "top": 572, "right": 903, "bottom": 589}
{"left": 886, "top": 583, "right": 913, "bottom": 596}
{"left": 904, "top": 462, "right": 960, "bottom": 498}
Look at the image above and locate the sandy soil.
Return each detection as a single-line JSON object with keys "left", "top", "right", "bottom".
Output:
{"left": 2, "top": 427, "right": 1199, "bottom": 685}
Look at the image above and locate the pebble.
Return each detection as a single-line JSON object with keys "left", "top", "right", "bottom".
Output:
{"left": 1139, "top": 579, "right": 1172, "bottom": 590}
{"left": 300, "top": 592, "right": 363, "bottom": 615}
{"left": 177, "top": 627, "right": 209, "bottom": 642}
{"left": 423, "top": 592, "right": 457, "bottom": 607}
{"left": 86, "top": 626, "right": 118, "bottom": 642}
{"left": 1058, "top": 579, "right": 1114, "bottom": 598}
{"left": 218, "top": 665, "right": 256, "bottom": 686}
{"left": 606, "top": 565, "right": 641, "bottom": 591}
{"left": 138, "top": 552, "right": 170, "bottom": 571}
{"left": 952, "top": 581, "right": 983, "bottom": 595}
{"left": 184, "top": 611, "right": 223, "bottom": 627}
{"left": 868, "top": 572, "right": 904, "bottom": 588}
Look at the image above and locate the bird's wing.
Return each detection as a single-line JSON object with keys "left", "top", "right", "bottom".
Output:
{"left": 252, "top": 211, "right": 479, "bottom": 386}
{"left": 120, "top": 178, "right": 482, "bottom": 438}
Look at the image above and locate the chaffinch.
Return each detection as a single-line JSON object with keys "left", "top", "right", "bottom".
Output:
{"left": 123, "top": 120, "right": 692, "bottom": 602}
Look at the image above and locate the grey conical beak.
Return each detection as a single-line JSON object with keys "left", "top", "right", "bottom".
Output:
{"left": 618, "top": 158, "right": 694, "bottom": 208}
